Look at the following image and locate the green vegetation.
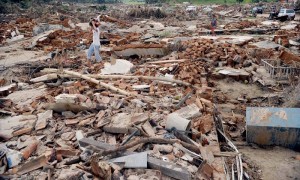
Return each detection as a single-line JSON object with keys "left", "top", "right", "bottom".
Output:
{"left": 296, "top": 0, "right": 300, "bottom": 9}
{"left": 97, "top": 4, "right": 107, "bottom": 11}
{"left": 0, "top": 0, "right": 285, "bottom": 14}
{"left": 124, "top": 0, "right": 277, "bottom": 5}
{"left": 159, "top": 30, "right": 172, "bottom": 38}
{"left": 62, "top": 5, "right": 70, "bottom": 11}
{"left": 123, "top": 0, "right": 146, "bottom": 4}
{"left": 165, "top": 0, "right": 238, "bottom": 5}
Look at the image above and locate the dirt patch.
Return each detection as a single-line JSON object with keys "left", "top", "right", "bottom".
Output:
{"left": 240, "top": 146, "right": 300, "bottom": 180}
{"left": 214, "top": 79, "right": 265, "bottom": 100}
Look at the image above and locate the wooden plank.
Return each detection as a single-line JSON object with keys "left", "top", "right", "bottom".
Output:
{"left": 12, "top": 127, "right": 33, "bottom": 137}
{"left": 15, "top": 155, "right": 48, "bottom": 175}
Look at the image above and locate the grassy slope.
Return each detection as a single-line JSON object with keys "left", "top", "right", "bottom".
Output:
{"left": 171, "top": 0, "right": 238, "bottom": 5}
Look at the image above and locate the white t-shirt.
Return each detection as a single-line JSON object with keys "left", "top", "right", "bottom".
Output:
{"left": 92, "top": 27, "right": 100, "bottom": 46}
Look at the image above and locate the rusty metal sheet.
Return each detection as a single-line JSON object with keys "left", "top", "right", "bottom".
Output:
{"left": 246, "top": 107, "right": 300, "bottom": 151}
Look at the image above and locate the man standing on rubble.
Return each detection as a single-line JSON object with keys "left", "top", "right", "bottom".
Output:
{"left": 87, "top": 15, "right": 102, "bottom": 65}
{"left": 210, "top": 14, "right": 217, "bottom": 36}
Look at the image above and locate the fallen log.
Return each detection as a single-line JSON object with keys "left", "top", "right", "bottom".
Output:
{"left": 30, "top": 73, "right": 72, "bottom": 83}
{"left": 101, "top": 137, "right": 200, "bottom": 156}
{"left": 91, "top": 74, "right": 191, "bottom": 87}
{"left": 175, "top": 90, "right": 194, "bottom": 109}
{"left": 40, "top": 69, "right": 132, "bottom": 96}
{"left": 45, "top": 75, "right": 63, "bottom": 87}
{"left": 40, "top": 68, "right": 191, "bottom": 86}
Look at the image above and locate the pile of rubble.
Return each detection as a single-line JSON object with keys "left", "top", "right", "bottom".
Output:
{"left": 224, "top": 20, "right": 259, "bottom": 30}
{"left": 35, "top": 29, "right": 90, "bottom": 52}
{"left": 0, "top": 55, "right": 233, "bottom": 179}
{"left": 0, "top": 18, "right": 36, "bottom": 44}
{"left": 178, "top": 38, "right": 248, "bottom": 68}
{"left": 127, "top": 7, "right": 167, "bottom": 19}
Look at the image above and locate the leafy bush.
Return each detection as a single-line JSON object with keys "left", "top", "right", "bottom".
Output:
{"left": 62, "top": 5, "right": 69, "bottom": 11}
{"left": 296, "top": 0, "right": 300, "bottom": 9}
{"left": 20, "top": 0, "right": 31, "bottom": 8}
{"left": 97, "top": 5, "right": 107, "bottom": 11}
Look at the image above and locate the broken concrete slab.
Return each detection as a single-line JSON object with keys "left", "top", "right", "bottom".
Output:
{"left": 104, "top": 113, "right": 149, "bottom": 132}
{"left": 173, "top": 103, "right": 201, "bottom": 119}
{"left": 110, "top": 152, "right": 147, "bottom": 168}
{"left": 14, "top": 155, "right": 48, "bottom": 175}
{"left": 79, "top": 138, "right": 116, "bottom": 150}
{"left": 131, "top": 113, "right": 149, "bottom": 125}
{"left": 0, "top": 115, "right": 36, "bottom": 139}
{"left": 215, "top": 67, "right": 250, "bottom": 80}
{"left": 35, "top": 110, "right": 52, "bottom": 130}
{"left": 251, "top": 41, "right": 282, "bottom": 49}
{"left": 166, "top": 113, "right": 192, "bottom": 132}
{"left": 6, "top": 87, "right": 47, "bottom": 107}
{"left": 100, "top": 59, "right": 133, "bottom": 75}
{"left": 55, "top": 94, "right": 78, "bottom": 104}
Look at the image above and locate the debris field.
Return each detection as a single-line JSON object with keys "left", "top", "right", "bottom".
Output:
{"left": 0, "top": 1, "right": 300, "bottom": 180}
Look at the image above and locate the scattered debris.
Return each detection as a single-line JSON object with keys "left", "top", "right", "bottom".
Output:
{"left": 0, "top": 1, "right": 299, "bottom": 180}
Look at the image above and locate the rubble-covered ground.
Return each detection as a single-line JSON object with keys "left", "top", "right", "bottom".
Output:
{"left": 0, "top": 1, "right": 300, "bottom": 180}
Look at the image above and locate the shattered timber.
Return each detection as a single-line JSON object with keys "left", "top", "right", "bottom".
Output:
{"left": 0, "top": 0, "right": 300, "bottom": 180}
